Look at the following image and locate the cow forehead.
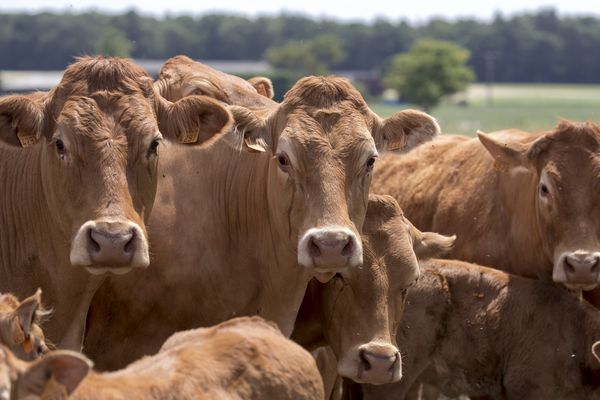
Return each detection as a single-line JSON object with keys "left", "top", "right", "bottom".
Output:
{"left": 58, "top": 95, "right": 157, "bottom": 141}
{"left": 280, "top": 111, "right": 374, "bottom": 153}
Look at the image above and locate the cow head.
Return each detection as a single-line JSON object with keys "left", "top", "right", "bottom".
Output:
{"left": 228, "top": 77, "right": 440, "bottom": 276}
{"left": 0, "top": 57, "right": 231, "bottom": 276}
{"left": 0, "top": 290, "right": 49, "bottom": 362}
{"left": 0, "top": 345, "right": 90, "bottom": 399}
{"left": 154, "top": 55, "right": 277, "bottom": 110}
{"left": 479, "top": 121, "right": 600, "bottom": 290}
{"left": 322, "top": 194, "right": 454, "bottom": 384}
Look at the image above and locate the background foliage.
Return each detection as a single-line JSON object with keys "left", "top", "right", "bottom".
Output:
{"left": 1, "top": 9, "right": 599, "bottom": 84}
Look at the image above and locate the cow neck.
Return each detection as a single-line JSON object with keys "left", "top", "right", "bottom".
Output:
{"left": 0, "top": 144, "right": 104, "bottom": 351}
{"left": 499, "top": 167, "right": 549, "bottom": 272}
{"left": 0, "top": 144, "right": 55, "bottom": 276}
{"left": 210, "top": 143, "right": 309, "bottom": 333}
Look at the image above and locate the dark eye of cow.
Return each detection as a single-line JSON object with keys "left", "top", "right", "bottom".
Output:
{"left": 55, "top": 139, "right": 66, "bottom": 158}
{"left": 367, "top": 156, "right": 377, "bottom": 170}
{"left": 539, "top": 183, "right": 550, "bottom": 197}
{"left": 276, "top": 153, "right": 290, "bottom": 171}
{"left": 147, "top": 139, "right": 160, "bottom": 158}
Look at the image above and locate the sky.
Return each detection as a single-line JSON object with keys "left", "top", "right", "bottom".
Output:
{"left": 2, "top": 0, "right": 600, "bottom": 22}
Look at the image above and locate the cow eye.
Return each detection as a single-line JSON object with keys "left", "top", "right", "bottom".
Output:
{"left": 191, "top": 88, "right": 205, "bottom": 96}
{"left": 147, "top": 138, "right": 161, "bottom": 157}
{"left": 539, "top": 182, "right": 550, "bottom": 197}
{"left": 55, "top": 139, "right": 65, "bottom": 153}
{"left": 276, "top": 153, "right": 290, "bottom": 171}
{"left": 366, "top": 156, "right": 377, "bottom": 170}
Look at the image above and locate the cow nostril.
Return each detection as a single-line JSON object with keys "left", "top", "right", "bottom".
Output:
{"left": 341, "top": 237, "right": 354, "bottom": 256}
{"left": 308, "top": 236, "right": 322, "bottom": 258}
{"left": 592, "top": 258, "right": 600, "bottom": 274}
{"left": 565, "top": 258, "right": 576, "bottom": 273}
{"left": 88, "top": 229, "right": 101, "bottom": 252}
{"left": 124, "top": 230, "right": 136, "bottom": 254}
{"left": 359, "top": 350, "right": 372, "bottom": 371}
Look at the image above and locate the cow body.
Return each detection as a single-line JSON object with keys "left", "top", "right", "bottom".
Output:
{"left": 360, "top": 260, "right": 600, "bottom": 399}
{"left": 0, "top": 57, "right": 231, "bottom": 350}
{"left": 85, "top": 59, "right": 441, "bottom": 370}
{"left": 372, "top": 123, "right": 600, "bottom": 298}
{"left": 3, "top": 317, "right": 324, "bottom": 400}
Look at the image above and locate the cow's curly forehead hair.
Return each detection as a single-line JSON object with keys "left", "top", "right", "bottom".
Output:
{"left": 282, "top": 76, "right": 369, "bottom": 112}
{"left": 56, "top": 56, "right": 155, "bottom": 97}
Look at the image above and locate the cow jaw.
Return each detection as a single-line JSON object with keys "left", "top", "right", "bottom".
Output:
{"left": 70, "top": 219, "right": 149, "bottom": 274}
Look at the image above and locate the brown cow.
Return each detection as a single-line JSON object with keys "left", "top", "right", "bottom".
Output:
{"left": 84, "top": 73, "right": 441, "bottom": 370}
{"left": 2, "top": 317, "right": 324, "bottom": 400}
{"left": 154, "top": 55, "right": 277, "bottom": 110}
{"left": 0, "top": 56, "right": 232, "bottom": 350}
{"left": 0, "top": 290, "right": 49, "bottom": 361}
{"left": 353, "top": 260, "right": 600, "bottom": 400}
{"left": 372, "top": 122, "right": 600, "bottom": 298}
{"left": 293, "top": 194, "right": 454, "bottom": 386}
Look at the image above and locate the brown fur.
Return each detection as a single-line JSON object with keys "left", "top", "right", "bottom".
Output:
{"left": 4, "top": 317, "right": 324, "bottom": 400}
{"left": 0, "top": 56, "right": 231, "bottom": 351}
{"left": 84, "top": 64, "right": 440, "bottom": 370}
{"left": 371, "top": 122, "right": 600, "bottom": 302}
{"left": 357, "top": 260, "right": 600, "bottom": 400}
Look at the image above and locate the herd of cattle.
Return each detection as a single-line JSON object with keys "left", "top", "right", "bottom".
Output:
{"left": 0, "top": 54, "right": 599, "bottom": 399}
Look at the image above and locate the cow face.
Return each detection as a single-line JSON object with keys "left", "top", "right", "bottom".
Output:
{"left": 154, "top": 55, "right": 276, "bottom": 110}
{"left": 324, "top": 195, "right": 454, "bottom": 384}
{"left": 0, "top": 57, "right": 231, "bottom": 276}
{"left": 0, "top": 290, "right": 49, "bottom": 362}
{"left": 229, "top": 77, "right": 440, "bottom": 276}
{"left": 479, "top": 121, "right": 600, "bottom": 290}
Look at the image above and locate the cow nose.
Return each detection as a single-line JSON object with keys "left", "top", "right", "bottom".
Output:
{"left": 70, "top": 220, "right": 150, "bottom": 270}
{"left": 298, "top": 227, "right": 362, "bottom": 272}
{"left": 556, "top": 252, "right": 600, "bottom": 288}
{"left": 88, "top": 224, "right": 135, "bottom": 266}
{"left": 357, "top": 343, "right": 401, "bottom": 384}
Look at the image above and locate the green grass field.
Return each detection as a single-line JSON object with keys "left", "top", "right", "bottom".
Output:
{"left": 370, "top": 83, "right": 600, "bottom": 136}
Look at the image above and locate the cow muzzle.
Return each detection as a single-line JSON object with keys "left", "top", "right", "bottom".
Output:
{"left": 70, "top": 220, "right": 149, "bottom": 274}
{"left": 297, "top": 227, "right": 362, "bottom": 273}
{"left": 338, "top": 342, "right": 401, "bottom": 385}
{"left": 554, "top": 251, "right": 600, "bottom": 290}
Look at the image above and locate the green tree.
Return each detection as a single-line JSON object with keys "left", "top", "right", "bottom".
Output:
{"left": 96, "top": 27, "right": 133, "bottom": 57}
{"left": 266, "top": 34, "right": 346, "bottom": 75}
{"left": 384, "top": 39, "right": 474, "bottom": 111}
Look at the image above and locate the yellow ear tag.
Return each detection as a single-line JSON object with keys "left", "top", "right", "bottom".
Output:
{"left": 23, "top": 337, "right": 33, "bottom": 354}
{"left": 179, "top": 130, "right": 199, "bottom": 144}
{"left": 17, "top": 129, "right": 37, "bottom": 147}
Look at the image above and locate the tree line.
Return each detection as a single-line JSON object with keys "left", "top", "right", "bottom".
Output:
{"left": 0, "top": 8, "right": 599, "bottom": 83}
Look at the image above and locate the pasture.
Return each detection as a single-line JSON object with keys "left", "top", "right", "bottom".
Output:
{"left": 371, "top": 83, "right": 600, "bottom": 135}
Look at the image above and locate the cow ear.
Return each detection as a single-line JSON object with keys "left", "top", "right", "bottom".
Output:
{"left": 14, "top": 289, "right": 42, "bottom": 341}
{"left": 478, "top": 131, "right": 537, "bottom": 169}
{"left": 248, "top": 77, "right": 275, "bottom": 99}
{"left": 21, "top": 351, "right": 91, "bottom": 396}
{"left": 225, "top": 105, "right": 271, "bottom": 153}
{"left": 372, "top": 109, "right": 440, "bottom": 152}
{"left": 406, "top": 218, "right": 455, "bottom": 259}
{"left": 593, "top": 341, "right": 600, "bottom": 364}
{"left": 0, "top": 95, "right": 45, "bottom": 148}
{"left": 157, "top": 95, "right": 232, "bottom": 146}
